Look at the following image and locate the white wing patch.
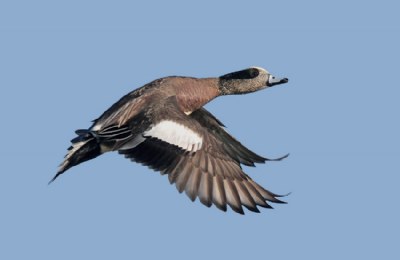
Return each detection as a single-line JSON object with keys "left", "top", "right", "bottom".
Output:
{"left": 143, "top": 120, "right": 203, "bottom": 152}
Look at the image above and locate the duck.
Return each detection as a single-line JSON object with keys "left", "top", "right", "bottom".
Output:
{"left": 51, "top": 67, "right": 289, "bottom": 214}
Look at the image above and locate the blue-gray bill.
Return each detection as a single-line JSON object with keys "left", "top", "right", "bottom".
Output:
{"left": 267, "top": 75, "right": 289, "bottom": 87}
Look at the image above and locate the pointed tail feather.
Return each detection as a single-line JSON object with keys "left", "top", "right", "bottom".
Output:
{"left": 49, "top": 130, "right": 101, "bottom": 184}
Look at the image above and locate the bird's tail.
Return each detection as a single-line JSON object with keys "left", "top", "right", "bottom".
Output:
{"left": 49, "top": 130, "right": 101, "bottom": 184}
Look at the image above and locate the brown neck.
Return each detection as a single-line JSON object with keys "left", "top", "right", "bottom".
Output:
{"left": 173, "top": 78, "right": 220, "bottom": 114}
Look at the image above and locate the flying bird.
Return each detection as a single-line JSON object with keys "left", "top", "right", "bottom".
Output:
{"left": 52, "top": 67, "right": 289, "bottom": 214}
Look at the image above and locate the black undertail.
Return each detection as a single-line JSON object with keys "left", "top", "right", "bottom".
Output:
{"left": 49, "top": 130, "right": 101, "bottom": 184}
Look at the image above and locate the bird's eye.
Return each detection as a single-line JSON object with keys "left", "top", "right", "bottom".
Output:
{"left": 247, "top": 68, "right": 259, "bottom": 78}
{"left": 220, "top": 68, "right": 260, "bottom": 80}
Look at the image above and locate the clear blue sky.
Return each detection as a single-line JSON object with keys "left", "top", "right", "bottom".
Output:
{"left": 1, "top": 1, "right": 399, "bottom": 259}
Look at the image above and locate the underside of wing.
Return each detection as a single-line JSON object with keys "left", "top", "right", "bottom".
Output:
{"left": 113, "top": 97, "right": 287, "bottom": 214}
{"left": 190, "top": 108, "right": 286, "bottom": 166}
{"left": 119, "top": 135, "right": 286, "bottom": 214}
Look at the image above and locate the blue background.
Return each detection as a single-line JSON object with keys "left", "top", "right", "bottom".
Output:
{"left": 1, "top": 0, "right": 399, "bottom": 259}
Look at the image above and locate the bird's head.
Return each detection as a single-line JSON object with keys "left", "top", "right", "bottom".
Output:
{"left": 218, "top": 67, "right": 288, "bottom": 95}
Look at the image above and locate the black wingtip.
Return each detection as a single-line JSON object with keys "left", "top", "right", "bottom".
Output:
{"left": 234, "top": 207, "right": 245, "bottom": 215}
{"left": 281, "top": 191, "right": 292, "bottom": 197}
{"left": 266, "top": 153, "right": 289, "bottom": 161}
{"left": 272, "top": 192, "right": 291, "bottom": 204}
{"left": 244, "top": 205, "right": 261, "bottom": 213}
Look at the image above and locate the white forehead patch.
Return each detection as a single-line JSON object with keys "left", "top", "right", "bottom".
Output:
{"left": 143, "top": 120, "right": 203, "bottom": 152}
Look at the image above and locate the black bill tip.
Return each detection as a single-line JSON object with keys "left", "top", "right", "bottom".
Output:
{"left": 267, "top": 75, "right": 289, "bottom": 87}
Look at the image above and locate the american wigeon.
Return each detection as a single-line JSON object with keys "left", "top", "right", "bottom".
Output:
{"left": 52, "top": 67, "right": 289, "bottom": 214}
